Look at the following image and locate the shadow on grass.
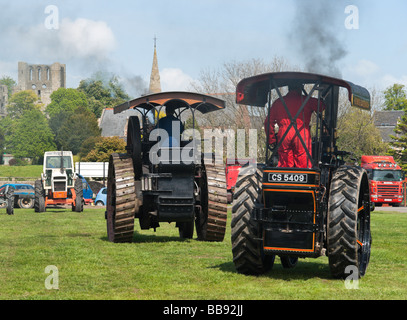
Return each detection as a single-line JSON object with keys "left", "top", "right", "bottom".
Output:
{"left": 211, "top": 259, "right": 333, "bottom": 281}
{"left": 100, "top": 232, "right": 190, "bottom": 244}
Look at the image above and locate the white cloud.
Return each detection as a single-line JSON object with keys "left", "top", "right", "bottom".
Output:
{"left": 58, "top": 18, "right": 117, "bottom": 61}
{"left": 160, "top": 68, "right": 194, "bottom": 91}
{"left": 5, "top": 17, "right": 116, "bottom": 67}
{"left": 353, "top": 59, "right": 380, "bottom": 77}
{"left": 381, "top": 74, "right": 407, "bottom": 89}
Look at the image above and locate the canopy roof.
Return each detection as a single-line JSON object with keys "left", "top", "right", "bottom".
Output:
{"left": 114, "top": 91, "right": 225, "bottom": 115}
{"left": 236, "top": 72, "right": 370, "bottom": 110}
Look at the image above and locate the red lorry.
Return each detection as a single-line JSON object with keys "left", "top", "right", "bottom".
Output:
{"left": 225, "top": 159, "right": 256, "bottom": 203}
{"left": 361, "top": 155, "right": 405, "bottom": 207}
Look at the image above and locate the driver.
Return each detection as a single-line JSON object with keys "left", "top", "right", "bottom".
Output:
{"left": 156, "top": 105, "right": 184, "bottom": 147}
{"left": 264, "top": 84, "right": 325, "bottom": 168}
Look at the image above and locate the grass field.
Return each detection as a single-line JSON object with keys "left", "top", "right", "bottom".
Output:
{"left": 0, "top": 165, "right": 43, "bottom": 178}
{"left": 0, "top": 207, "right": 406, "bottom": 300}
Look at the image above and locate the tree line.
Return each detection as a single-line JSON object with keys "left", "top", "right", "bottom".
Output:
{"left": 0, "top": 73, "right": 128, "bottom": 165}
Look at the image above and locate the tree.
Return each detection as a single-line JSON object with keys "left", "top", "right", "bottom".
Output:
{"left": 335, "top": 87, "right": 388, "bottom": 158}
{"left": 337, "top": 107, "right": 388, "bottom": 158}
{"left": 56, "top": 106, "right": 101, "bottom": 154}
{"left": 388, "top": 112, "right": 407, "bottom": 171}
{"left": 7, "top": 109, "right": 56, "bottom": 163}
{"left": 82, "top": 136, "right": 126, "bottom": 162}
{"left": 46, "top": 88, "right": 92, "bottom": 150}
{"left": 383, "top": 84, "right": 407, "bottom": 111}
{"left": 46, "top": 88, "right": 88, "bottom": 118}
{"left": 0, "top": 76, "right": 17, "bottom": 97}
{"left": 78, "top": 72, "right": 130, "bottom": 118}
{"left": 7, "top": 90, "right": 42, "bottom": 119}
{"left": 0, "top": 126, "right": 4, "bottom": 157}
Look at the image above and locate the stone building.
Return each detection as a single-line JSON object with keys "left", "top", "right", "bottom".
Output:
{"left": 373, "top": 110, "right": 404, "bottom": 143}
{"left": 149, "top": 40, "right": 162, "bottom": 94}
{"left": 14, "top": 61, "right": 66, "bottom": 107}
{"left": 0, "top": 84, "right": 8, "bottom": 116}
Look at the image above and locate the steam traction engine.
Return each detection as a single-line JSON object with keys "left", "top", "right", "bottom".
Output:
{"left": 231, "top": 72, "right": 372, "bottom": 278}
{"left": 106, "top": 92, "right": 228, "bottom": 243}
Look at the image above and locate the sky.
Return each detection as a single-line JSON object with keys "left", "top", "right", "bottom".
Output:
{"left": 1, "top": 0, "right": 407, "bottom": 98}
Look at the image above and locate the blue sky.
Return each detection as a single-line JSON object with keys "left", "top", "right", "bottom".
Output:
{"left": 1, "top": 0, "right": 406, "bottom": 96}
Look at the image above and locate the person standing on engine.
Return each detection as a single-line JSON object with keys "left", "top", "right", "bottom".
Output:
{"left": 264, "top": 84, "right": 325, "bottom": 168}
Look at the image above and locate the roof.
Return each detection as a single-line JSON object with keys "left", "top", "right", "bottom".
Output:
{"left": 372, "top": 110, "right": 404, "bottom": 143}
{"left": 373, "top": 110, "right": 404, "bottom": 127}
{"left": 236, "top": 71, "right": 371, "bottom": 110}
{"left": 99, "top": 108, "right": 142, "bottom": 138}
{"left": 44, "top": 151, "right": 73, "bottom": 156}
{"left": 113, "top": 91, "right": 226, "bottom": 115}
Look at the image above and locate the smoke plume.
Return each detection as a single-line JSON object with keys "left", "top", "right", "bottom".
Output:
{"left": 289, "top": 1, "right": 347, "bottom": 77}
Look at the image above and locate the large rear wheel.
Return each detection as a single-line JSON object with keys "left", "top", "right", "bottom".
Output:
{"left": 327, "top": 166, "right": 372, "bottom": 279}
{"left": 106, "top": 153, "right": 137, "bottom": 243}
{"left": 231, "top": 165, "right": 275, "bottom": 275}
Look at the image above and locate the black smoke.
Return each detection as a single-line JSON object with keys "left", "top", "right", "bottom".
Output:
{"left": 289, "top": 0, "right": 348, "bottom": 77}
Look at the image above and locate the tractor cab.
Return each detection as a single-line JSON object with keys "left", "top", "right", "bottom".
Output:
{"left": 236, "top": 72, "right": 370, "bottom": 170}
{"left": 232, "top": 72, "right": 372, "bottom": 278}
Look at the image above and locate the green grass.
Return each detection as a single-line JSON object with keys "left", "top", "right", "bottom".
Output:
{"left": 0, "top": 165, "right": 43, "bottom": 178}
{"left": 0, "top": 207, "right": 406, "bottom": 300}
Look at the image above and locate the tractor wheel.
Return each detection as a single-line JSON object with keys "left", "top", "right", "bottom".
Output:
{"left": 72, "top": 178, "right": 84, "bottom": 212}
{"left": 34, "top": 180, "right": 46, "bottom": 213}
{"left": 178, "top": 221, "right": 194, "bottom": 239}
{"left": 280, "top": 256, "right": 298, "bottom": 269}
{"left": 327, "top": 166, "right": 372, "bottom": 279}
{"left": 106, "top": 153, "right": 136, "bottom": 243}
{"left": 196, "top": 164, "right": 228, "bottom": 242}
{"left": 18, "top": 198, "right": 34, "bottom": 209}
{"left": 231, "top": 166, "right": 275, "bottom": 275}
{"left": 126, "top": 116, "right": 142, "bottom": 180}
{"left": 6, "top": 186, "right": 14, "bottom": 215}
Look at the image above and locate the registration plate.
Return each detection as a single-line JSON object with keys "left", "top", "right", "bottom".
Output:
{"left": 268, "top": 173, "right": 308, "bottom": 183}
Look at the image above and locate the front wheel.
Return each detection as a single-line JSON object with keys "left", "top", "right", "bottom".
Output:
{"left": 34, "top": 180, "right": 46, "bottom": 213}
{"left": 280, "top": 256, "right": 298, "bottom": 269}
{"left": 327, "top": 166, "right": 372, "bottom": 279}
{"left": 72, "top": 178, "right": 84, "bottom": 212}
{"left": 6, "top": 186, "right": 14, "bottom": 215}
{"left": 178, "top": 221, "right": 194, "bottom": 239}
{"left": 18, "top": 197, "right": 34, "bottom": 209}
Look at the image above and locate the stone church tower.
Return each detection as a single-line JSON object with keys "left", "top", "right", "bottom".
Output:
{"left": 149, "top": 39, "right": 162, "bottom": 94}
{"left": 14, "top": 61, "right": 66, "bottom": 108}
{"left": 0, "top": 85, "right": 8, "bottom": 116}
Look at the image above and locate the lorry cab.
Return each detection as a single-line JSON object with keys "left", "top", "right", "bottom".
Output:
{"left": 361, "top": 155, "right": 405, "bottom": 206}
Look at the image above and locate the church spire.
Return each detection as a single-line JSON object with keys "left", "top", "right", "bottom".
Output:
{"left": 149, "top": 35, "right": 161, "bottom": 94}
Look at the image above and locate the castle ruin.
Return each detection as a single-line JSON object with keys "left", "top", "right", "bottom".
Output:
{"left": 14, "top": 62, "right": 66, "bottom": 107}
{"left": 0, "top": 85, "right": 8, "bottom": 116}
